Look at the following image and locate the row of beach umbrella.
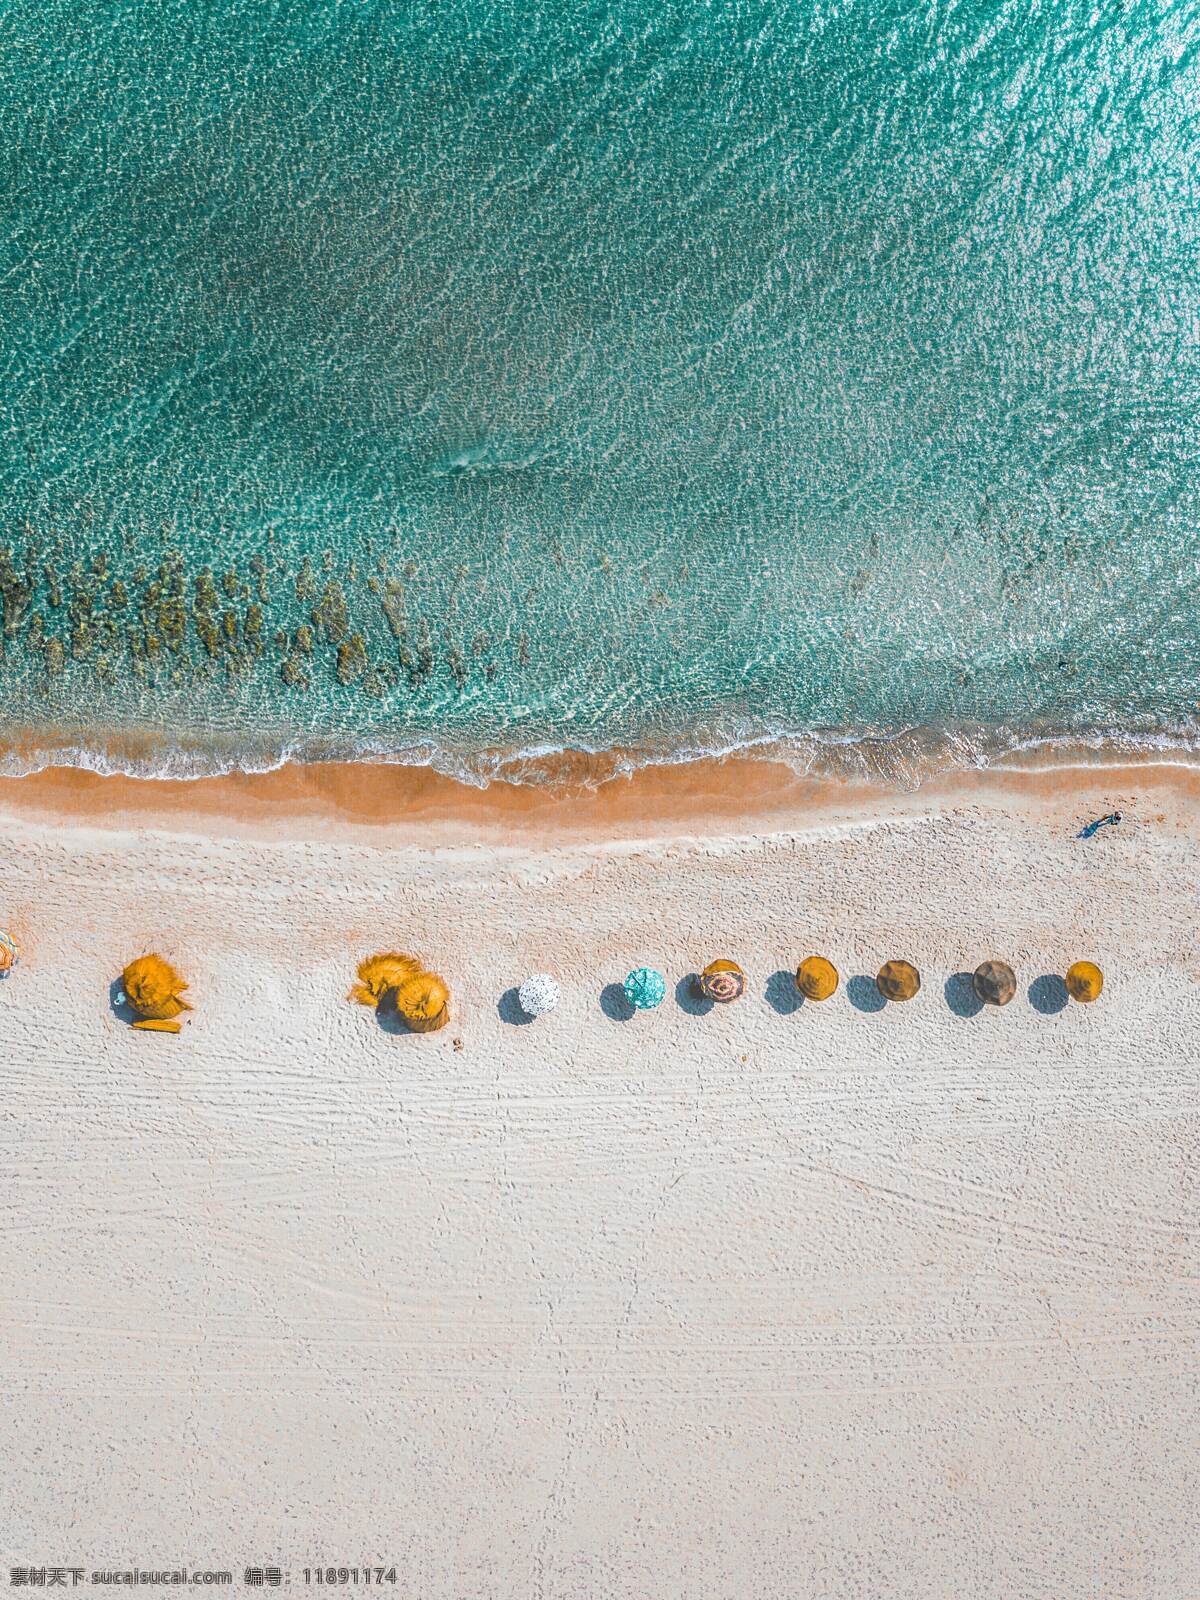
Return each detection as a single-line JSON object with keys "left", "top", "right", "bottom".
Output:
{"left": 626, "top": 956, "right": 1103, "bottom": 1008}
{"left": 0, "top": 938, "right": 1105, "bottom": 1032}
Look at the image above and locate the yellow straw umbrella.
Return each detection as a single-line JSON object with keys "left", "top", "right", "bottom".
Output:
{"left": 393, "top": 971, "right": 451, "bottom": 1032}
{"left": 1065, "top": 960, "right": 1103, "bottom": 1002}
{"left": 122, "top": 954, "right": 191, "bottom": 1033}
{"left": 795, "top": 956, "right": 838, "bottom": 1001}
{"left": 876, "top": 959, "right": 921, "bottom": 1002}
{"left": 349, "top": 952, "right": 423, "bottom": 1007}
{"left": 351, "top": 952, "right": 451, "bottom": 1033}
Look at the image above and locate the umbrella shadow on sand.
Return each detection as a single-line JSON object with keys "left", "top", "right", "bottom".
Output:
{"left": 944, "top": 972, "right": 984, "bottom": 1018}
{"left": 498, "top": 987, "right": 535, "bottom": 1026}
{"left": 108, "top": 976, "right": 140, "bottom": 1026}
{"left": 373, "top": 991, "right": 424, "bottom": 1035}
{"left": 764, "top": 971, "right": 804, "bottom": 1015}
{"left": 1029, "top": 974, "right": 1069, "bottom": 1015}
{"left": 846, "top": 975, "right": 887, "bottom": 1014}
{"left": 600, "top": 982, "right": 636, "bottom": 1022}
{"left": 675, "top": 975, "right": 714, "bottom": 1017}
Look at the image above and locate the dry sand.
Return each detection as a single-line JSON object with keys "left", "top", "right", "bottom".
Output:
{"left": 1, "top": 757, "right": 1198, "bottom": 1597}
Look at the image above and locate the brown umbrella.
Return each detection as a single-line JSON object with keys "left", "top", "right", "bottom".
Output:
{"left": 876, "top": 959, "right": 920, "bottom": 1002}
{"left": 698, "top": 959, "right": 745, "bottom": 1003}
{"left": 1065, "top": 960, "right": 1103, "bottom": 1002}
{"left": 795, "top": 956, "right": 838, "bottom": 1001}
{"left": 973, "top": 959, "right": 1016, "bottom": 1006}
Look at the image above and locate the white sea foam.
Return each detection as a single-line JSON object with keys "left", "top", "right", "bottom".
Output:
{"left": 3, "top": 719, "right": 1198, "bottom": 792}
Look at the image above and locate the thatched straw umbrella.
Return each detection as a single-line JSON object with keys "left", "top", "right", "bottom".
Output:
{"left": 876, "top": 959, "right": 921, "bottom": 1002}
{"left": 0, "top": 930, "right": 20, "bottom": 977}
{"left": 348, "top": 952, "right": 423, "bottom": 1007}
{"left": 623, "top": 967, "right": 665, "bottom": 1010}
{"left": 518, "top": 974, "right": 560, "bottom": 1017}
{"left": 796, "top": 955, "right": 838, "bottom": 1001}
{"left": 351, "top": 952, "right": 450, "bottom": 1032}
{"left": 122, "top": 954, "right": 191, "bottom": 1033}
{"left": 393, "top": 971, "right": 451, "bottom": 1032}
{"left": 698, "top": 959, "right": 745, "bottom": 1003}
{"left": 1065, "top": 960, "right": 1103, "bottom": 1002}
{"left": 973, "top": 959, "right": 1016, "bottom": 1007}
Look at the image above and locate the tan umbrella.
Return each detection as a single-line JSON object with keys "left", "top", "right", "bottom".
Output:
{"left": 876, "top": 959, "right": 920, "bottom": 1002}
{"left": 973, "top": 959, "right": 1016, "bottom": 1006}
{"left": 1065, "top": 960, "right": 1103, "bottom": 1002}
{"left": 698, "top": 959, "right": 745, "bottom": 1003}
{"left": 795, "top": 956, "right": 838, "bottom": 1001}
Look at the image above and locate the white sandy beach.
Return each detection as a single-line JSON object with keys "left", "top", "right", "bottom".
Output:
{"left": 1, "top": 760, "right": 1197, "bottom": 1598}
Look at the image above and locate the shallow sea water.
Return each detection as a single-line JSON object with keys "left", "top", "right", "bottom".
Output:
{"left": 0, "top": 0, "right": 1198, "bottom": 784}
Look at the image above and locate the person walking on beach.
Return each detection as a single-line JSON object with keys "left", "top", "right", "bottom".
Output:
{"left": 1077, "top": 811, "right": 1122, "bottom": 839}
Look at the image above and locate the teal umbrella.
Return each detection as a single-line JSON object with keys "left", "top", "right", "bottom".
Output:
{"left": 623, "top": 967, "right": 665, "bottom": 1010}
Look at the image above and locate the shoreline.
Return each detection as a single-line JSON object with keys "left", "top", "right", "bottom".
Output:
{"left": 3, "top": 713, "right": 1200, "bottom": 794}
{"left": 0, "top": 742, "right": 1196, "bottom": 848}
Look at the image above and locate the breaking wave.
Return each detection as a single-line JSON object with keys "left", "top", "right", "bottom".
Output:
{"left": 2, "top": 717, "right": 1198, "bottom": 793}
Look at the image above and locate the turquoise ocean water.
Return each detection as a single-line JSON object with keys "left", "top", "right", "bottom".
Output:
{"left": 1, "top": 0, "right": 1198, "bottom": 785}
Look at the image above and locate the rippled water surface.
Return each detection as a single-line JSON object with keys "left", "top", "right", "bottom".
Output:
{"left": 1, "top": 0, "right": 1198, "bottom": 783}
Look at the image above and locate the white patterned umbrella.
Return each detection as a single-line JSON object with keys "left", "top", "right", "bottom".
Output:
{"left": 518, "top": 973, "right": 560, "bottom": 1017}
